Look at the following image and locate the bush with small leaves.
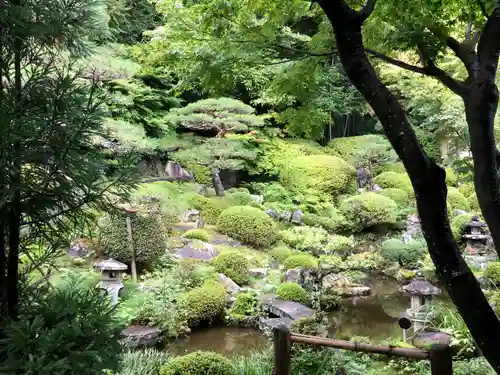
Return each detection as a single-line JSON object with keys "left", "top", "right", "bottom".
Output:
{"left": 283, "top": 253, "right": 318, "bottom": 270}
{"left": 160, "top": 351, "right": 234, "bottom": 375}
{"left": 211, "top": 251, "right": 249, "bottom": 285}
{"left": 183, "top": 229, "right": 210, "bottom": 242}
{"left": 451, "top": 213, "right": 475, "bottom": 241}
{"left": 182, "top": 280, "right": 227, "bottom": 326}
{"left": 324, "top": 235, "right": 354, "bottom": 253}
{"left": 380, "top": 239, "right": 426, "bottom": 268}
{"left": 269, "top": 246, "right": 293, "bottom": 263}
{"left": 344, "top": 251, "right": 384, "bottom": 270}
{"left": 277, "top": 282, "right": 308, "bottom": 303}
{"left": 376, "top": 188, "right": 409, "bottom": 207}
{"left": 467, "top": 193, "right": 480, "bottom": 211}
{"left": 191, "top": 195, "right": 231, "bottom": 224}
{"left": 485, "top": 262, "right": 500, "bottom": 285}
{"left": 216, "top": 205, "right": 278, "bottom": 248}
{"left": 373, "top": 172, "right": 412, "bottom": 193}
{"left": 459, "top": 182, "right": 475, "bottom": 197}
{"left": 228, "top": 291, "right": 259, "bottom": 318}
{"left": 447, "top": 187, "right": 470, "bottom": 211}
{"left": 339, "top": 192, "right": 398, "bottom": 231}
{"left": 227, "top": 191, "right": 254, "bottom": 206}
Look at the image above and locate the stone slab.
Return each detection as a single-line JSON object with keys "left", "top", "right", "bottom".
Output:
{"left": 122, "top": 325, "right": 162, "bottom": 347}
{"left": 260, "top": 294, "right": 314, "bottom": 320}
{"left": 258, "top": 317, "right": 293, "bottom": 331}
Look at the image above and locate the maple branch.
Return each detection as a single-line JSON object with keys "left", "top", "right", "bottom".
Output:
{"left": 364, "top": 48, "right": 427, "bottom": 74}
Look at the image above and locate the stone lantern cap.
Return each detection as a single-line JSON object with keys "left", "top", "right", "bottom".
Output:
{"left": 95, "top": 258, "right": 128, "bottom": 271}
{"left": 403, "top": 274, "right": 441, "bottom": 296}
{"left": 465, "top": 216, "right": 487, "bottom": 228}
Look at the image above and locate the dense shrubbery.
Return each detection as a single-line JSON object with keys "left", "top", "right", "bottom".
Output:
{"left": 217, "top": 205, "right": 278, "bottom": 248}
{"left": 380, "top": 239, "right": 426, "bottom": 268}
{"left": 459, "top": 182, "right": 475, "bottom": 197}
{"left": 283, "top": 253, "right": 318, "bottom": 269}
{"left": 339, "top": 192, "right": 398, "bottom": 231}
{"left": 182, "top": 280, "right": 227, "bottom": 326}
{"left": 344, "top": 251, "right": 384, "bottom": 270}
{"left": 327, "top": 135, "right": 396, "bottom": 167}
{"left": 98, "top": 212, "right": 167, "bottom": 264}
{"left": 485, "top": 262, "right": 500, "bottom": 285}
{"left": 376, "top": 188, "right": 409, "bottom": 207}
{"left": 160, "top": 351, "right": 234, "bottom": 375}
{"left": 303, "top": 208, "right": 348, "bottom": 232}
{"left": 467, "top": 193, "right": 480, "bottom": 211}
{"left": 277, "top": 282, "right": 308, "bottom": 303}
{"left": 269, "top": 246, "right": 293, "bottom": 263}
{"left": 183, "top": 228, "right": 210, "bottom": 242}
{"left": 191, "top": 195, "right": 231, "bottom": 224}
{"left": 373, "top": 172, "right": 412, "bottom": 193}
{"left": 451, "top": 213, "right": 474, "bottom": 240}
{"left": 280, "top": 155, "right": 356, "bottom": 197}
{"left": 228, "top": 291, "right": 259, "bottom": 317}
{"left": 447, "top": 187, "right": 470, "bottom": 211}
{"left": 280, "top": 226, "right": 353, "bottom": 254}
{"left": 212, "top": 251, "right": 249, "bottom": 285}
{"left": 445, "top": 167, "right": 458, "bottom": 186}
{"left": 375, "top": 161, "right": 406, "bottom": 175}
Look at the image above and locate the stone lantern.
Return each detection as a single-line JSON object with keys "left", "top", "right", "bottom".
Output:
{"left": 462, "top": 216, "right": 489, "bottom": 252}
{"left": 95, "top": 258, "right": 128, "bottom": 307}
{"left": 402, "top": 273, "right": 440, "bottom": 332}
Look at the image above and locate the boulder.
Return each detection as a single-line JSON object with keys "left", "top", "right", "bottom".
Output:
{"left": 218, "top": 273, "right": 241, "bottom": 294}
{"left": 279, "top": 211, "right": 292, "bottom": 222}
{"left": 250, "top": 194, "right": 264, "bottom": 205}
{"left": 452, "top": 209, "right": 468, "bottom": 217}
{"left": 174, "top": 239, "right": 219, "bottom": 261}
{"left": 405, "top": 214, "right": 422, "bottom": 237}
{"left": 67, "top": 239, "right": 92, "bottom": 258}
{"left": 283, "top": 268, "right": 302, "bottom": 283}
{"left": 249, "top": 268, "right": 269, "bottom": 278}
{"left": 291, "top": 210, "right": 304, "bottom": 225}
{"left": 341, "top": 286, "right": 371, "bottom": 297}
{"left": 165, "top": 161, "right": 194, "bottom": 180}
{"left": 265, "top": 209, "right": 279, "bottom": 219}
{"left": 122, "top": 325, "right": 162, "bottom": 347}
{"left": 356, "top": 167, "right": 372, "bottom": 189}
{"left": 322, "top": 273, "right": 371, "bottom": 297}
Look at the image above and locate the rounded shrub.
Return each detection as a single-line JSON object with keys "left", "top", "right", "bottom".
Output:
{"left": 182, "top": 280, "right": 227, "bottom": 326}
{"left": 327, "top": 135, "right": 395, "bottom": 167}
{"left": 380, "top": 238, "right": 426, "bottom": 268}
{"left": 447, "top": 187, "right": 470, "bottom": 211}
{"left": 276, "top": 282, "right": 308, "bottom": 303}
{"left": 191, "top": 195, "right": 231, "bottom": 224}
{"left": 216, "top": 205, "right": 278, "bottom": 248}
{"left": 283, "top": 253, "right": 318, "bottom": 270}
{"left": 228, "top": 291, "right": 258, "bottom": 317}
{"left": 227, "top": 191, "right": 254, "bottom": 206}
{"left": 373, "top": 172, "right": 412, "bottom": 193}
{"left": 339, "top": 192, "right": 398, "bottom": 231}
{"left": 211, "top": 251, "right": 249, "bottom": 285}
{"left": 160, "top": 351, "right": 234, "bottom": 375}
{"left": 459, "top": 182, "right": 475, "bottom": 197}
{"left": 269, "top": 246, "right": 293, "bottom": 263}
{"left": 183, "top": 229, "right": 210, "bottom": 242}
{"left": 97, "top": 212, "right": 167, "bottom": 264}
{"left": 485, "top": 262, "right": 500, "bottom": 285}
{"left": 280, "top": 155, "right": 356, "bottom": 197}
{"left": 375, "top": 161, "right": 406, "bottom": 175}
{"left": 376, "top": 188, "right": 409, "bottom": 207}
{"left": 451, "top": 213, "right": 474, "bottom": 241}
{"left": 445, "top": 167, "right": 458, "bottom": 186}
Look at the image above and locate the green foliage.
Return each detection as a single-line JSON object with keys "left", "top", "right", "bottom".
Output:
{"left": 445, "top": 167, "right": 458, "bottom": 186}
{"left": 380, "top": 239, "right": 427, "bottom": 268}
{"left": 344, "top": 251, "right": 384, "bottom": 270}
{"left": 283, "top": 254, "right": 319, "bottom": 270}
{"left": 227, "top": 190, "right": 254, "bottom": 206}
{"left": 191, "top": 195, "right": 232, "bottom": 224}
{"left": 212, "top": 251, "right": 250, "bottom": 285}
{"left": 451, "top": 213, "right": 474, "bottom": 241}
{"left": 339, "top": 192, "right": 398, "bottom": 231}
{"left": 280, "top": 155, "right": 356, "bottom": 198}
{"left": 183, "top": 229, "right": 210, "bottom": 242}
{"left": 117, "top": 349, "right": 171, "bottom": 375}
{"left": 373, "top": 172, "right": 413, "bottom": 193}
{"left": 216, "top": 206, "right": 278, "bottom": 248}
{"left": 160, "top": 351, "right": 234, "bottom": 375}
{"left": 97, "top": 211, "right": 167, "bottom": 264}
{"left": 376, "top": 188, "right": 409, "bottom": 207}
{"left": 269, "top": 246, "right": 293, "bottom": 263}
{"left": 181, "top": 280, "right": 227, "bottom": 326}
{"left": 447, "top": 187, "right": 470, "bottom": 211}
{"left": 276, "top": 282, "right": 308, "bottom": 303}
{"left": 458, "top": 182, "right": 475, "bottom": 198}
{"left": 484, "top": 262, "right": 500, "bottom": 285}
{"left": 467, "top": 193, "right": 480, "bottom": 211}
{"left": 375, "top": 161, "right": 406, "bottom": 175}
{"left": 0, "top": 276, "right": 124, "bottom": 375}
{"left": 228, "top": 292, "right": 259, "bottom": 317}
{"left": 280, "top": 226, "right": 353, "bottom": 254}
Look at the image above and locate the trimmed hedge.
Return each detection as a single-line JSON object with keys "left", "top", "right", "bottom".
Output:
{"left": 447, "top": 187, "right": 470, "bottom": 211}
{"left": 373, "top": 172, "right": 412, "bottom": 193}
{"left": 276, "top": 282, "right": 308, "bottom": 303}
{"left": 160, "top": 351, "right": 234, "bottom": 375}
{"left": 339, "top": 192, "right": 398, "bottom": 231}
{"left": 182, "top": 280, "right": 227, "bottom": 326}
{"left": 212, "top": 251, "right": 249, "bottom": 285}
{"left": 283, "top": 254, "right": 318, "bottom": 270}
{"left": 216, "top": 206, "right": 278, "bottom": 248}
{"left": 97, "top": 212, "right": 167, "bottom": 264}
{"left": 376, "top": 188, "right": 409, "bottom": 207}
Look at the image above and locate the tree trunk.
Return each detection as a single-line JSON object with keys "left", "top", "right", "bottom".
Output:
{"left": 211, "top": 167, "right": 225, "bottom": 196}
{"left": 317, "top": 1, "right": 500, "bottom": 371}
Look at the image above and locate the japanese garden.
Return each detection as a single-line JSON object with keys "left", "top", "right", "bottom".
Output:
{"left": 3, "top": 0, "right": 500, "bottom": 374}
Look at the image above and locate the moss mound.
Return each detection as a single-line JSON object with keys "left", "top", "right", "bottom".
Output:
{"left": 212, "top": 251, "right": 249, "bottom": 285}
{"left": 283, "top": 253, "right": 318, "bottom": 270}
{"left": 269, "top": 246, "right": 293, "bottom": 263}
{"left": 160, "top": 351, "right": 234, "bottom": 375}
{"left": 183, "top": 229, "right": 210, "bottom": 242}
{"left": 97, "top": 212, "right": 167, "bottom": 264}
{"left": 376, "top": 188, "right": 409, "bottom": 207}
{"left": 276, "top": 282, "right": 308, "bottom": 303}
{"left": 216, "top": 205, "right": 278, "bottom": 248}
{"left": 182, "top": 280, "right": 227, "bottom": 326}
{"left": 339, "top": 192, "right": 398, "bottom": 231}
{"left": 280, "top": 155, "right": 356, "bottom": 197}
{"left": 191, "top": 195, "right": 231, "bottom": 224}
{"left": 373, "top": 172, "right": 412, "bottom": 193}
{"left": 447, "top": 187, "right": 470, "bottom": 211}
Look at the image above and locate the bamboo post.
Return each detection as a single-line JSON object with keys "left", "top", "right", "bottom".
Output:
{"left": 273, "top": 325, "right": 291, "bottom": 375}
{"left": 429, "top": 344, "right": 453, "bottom": 375}
{"left": 124, "top": 208, "right": 138, "bottom": 283}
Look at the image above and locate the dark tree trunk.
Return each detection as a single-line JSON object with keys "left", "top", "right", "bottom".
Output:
{"left": 317, "top": 1, "right": 500, "bottom": 371}
{"left": 211, "top": 167, "right": 225, "bottom": 197}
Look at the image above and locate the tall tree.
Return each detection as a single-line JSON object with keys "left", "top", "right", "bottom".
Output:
{"left": 315, "top": 0, "right": 500, "bottom": 370}
{"left": 0, "top": 0, "right": 137, "bottom": 321}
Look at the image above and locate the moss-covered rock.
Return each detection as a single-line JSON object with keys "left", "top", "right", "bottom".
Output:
{"left": 447, "top": 187, "right": 470, "bottom": 211}
{"left": 276, "top": 282, "right": 308, "bottom": 303}
{"left": 339, "top": 192, "right": 398, "bottom": 231}
{"left": 216, "top": 206, "right": 278, "bottom": 248}
{"left": 160, "top": 351, "right": 234, "bottom": 375}
{"left": 211, "top": 251, "right": 249, "bottom": 285}
{"left": 280, "top": 155, "right": 356, "bottom": 198}
{"left": 182, "top": 280, "right": 227, "bottom": 326}
{"left": 269, "top": 246, "right": 293, "bottom": 263}
{"left": 97, "top": 211, "right": 167, "bottom": 264}
{"left": 376, "top": 188, "right": 409, "bottom": 207}
{"left": 373, "top": 172, "right": 412, "bottom": 193}
{"left": 191, "top": 195, "right": 231, "bottom": 224}
{"left": 283, "top": 253, "right": 318, "bottom": 270}
{"left": 183, "top": 229, "right": 210, "bottom": 242}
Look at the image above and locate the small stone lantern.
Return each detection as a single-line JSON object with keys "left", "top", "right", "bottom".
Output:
{"left": 95, "top": 258, "right": 128, "bottom": 307}
{"left": 402, "top": 273, "right": 440, "bottom": 332}
{"left": 462, "top": 216, "right": 489, "bottom": 253}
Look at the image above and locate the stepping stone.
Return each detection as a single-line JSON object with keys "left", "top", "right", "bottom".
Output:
{"left": 249, "top": 268, "right": 269, "bottom": 278}
{"left": 260, "top": 294, "right": 314, "bottom": 320}
{"left": 259, "top": 317, "right": 293, "bottom": 331}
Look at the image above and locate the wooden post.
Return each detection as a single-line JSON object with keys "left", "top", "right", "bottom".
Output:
{"left": 273, "top": 325, "right": 291, "bottom": 375}
{"left": 429, "top": 344, "right": 452, "bottom": 375}
{"left": 125, "top": 215, "right": 137, "bottom": 283}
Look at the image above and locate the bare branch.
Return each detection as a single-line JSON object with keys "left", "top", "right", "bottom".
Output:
{"left": 357, "top": 0, "right": 377, "bottom": 21}
{"left": 365, "top": 48, "right": 427, "bottom": 74}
